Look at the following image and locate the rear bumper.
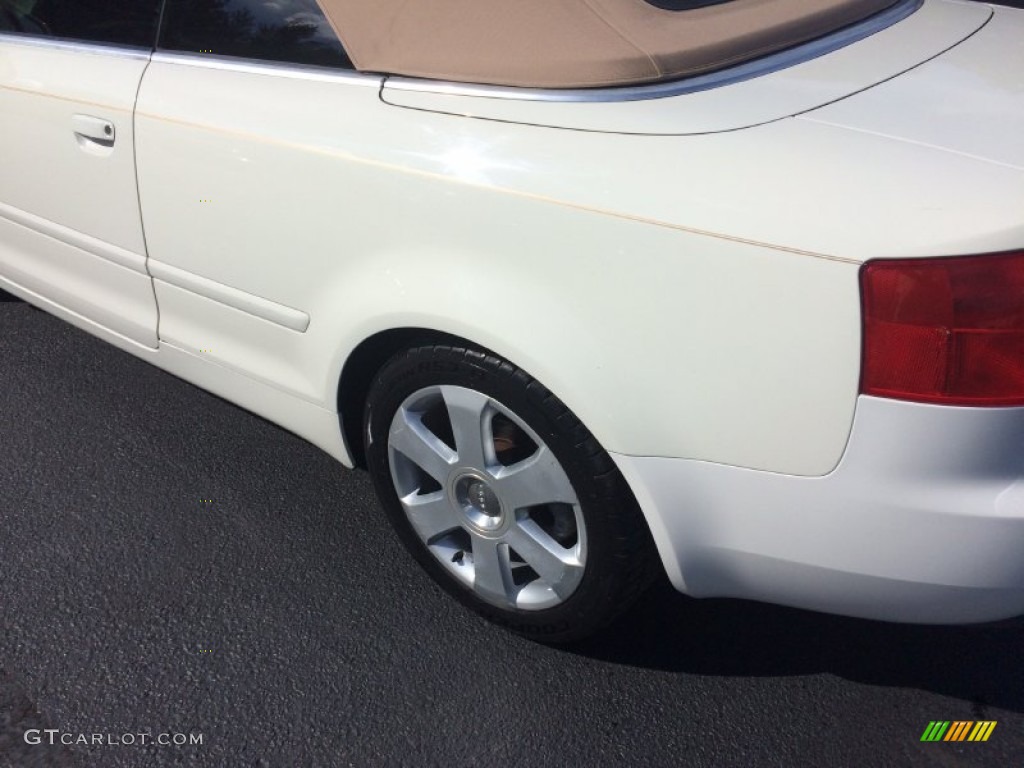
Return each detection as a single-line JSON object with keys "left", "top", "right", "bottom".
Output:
{"left": 612, "top": 396, "right": 1024, "bottom": 623}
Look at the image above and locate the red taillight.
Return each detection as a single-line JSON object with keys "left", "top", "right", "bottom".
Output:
{"left": 860, "top": 251, "right": 1024, "bottom": 406}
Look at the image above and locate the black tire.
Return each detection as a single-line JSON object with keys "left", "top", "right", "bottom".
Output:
{"left": 364, "top": 343, "right": 658, "bottom": 643}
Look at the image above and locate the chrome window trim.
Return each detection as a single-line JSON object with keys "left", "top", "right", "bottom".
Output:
{"left": 0, "top": 36, "right": 376, "bottom": 86}
{"left": 150, "top": 51, "right": 380, "bottom": 86}
{"left": 0, "top": 32, "right": 151, "bottom": 60}
{"left": 149, "top": 51, "right": 378, "bottom": 85}
{"left": 382, "top": 0, "right": 923, "bottom": 103}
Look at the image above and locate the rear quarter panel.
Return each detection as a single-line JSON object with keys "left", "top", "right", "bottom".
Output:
{"left": 137, "top": 60, "right": 863, "bottom": 476}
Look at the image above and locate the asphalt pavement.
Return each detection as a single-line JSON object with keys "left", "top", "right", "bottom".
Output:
{"left": 2, "top": 289, "right": 1023, "bottom": 768}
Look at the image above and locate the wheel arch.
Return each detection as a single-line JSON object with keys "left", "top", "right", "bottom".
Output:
{"left": 333, "top": 323, "right": 674, "bottom": 602}
{"left": 334, "top": 321, "right": 669, "bottom": 566}
{"left": 335, "top": 322, "right": 614, "bottom": 472}
{"left": 337, "top": 326, "right": 468, "bottom": 469}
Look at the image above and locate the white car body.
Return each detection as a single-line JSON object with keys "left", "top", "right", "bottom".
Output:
{"left": 1, "top": 0, "right": 1022, "bottom": 624}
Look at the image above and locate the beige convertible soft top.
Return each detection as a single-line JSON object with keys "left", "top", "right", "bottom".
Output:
{"left": 318, "top": 0, "right": 900, "bottom": 88}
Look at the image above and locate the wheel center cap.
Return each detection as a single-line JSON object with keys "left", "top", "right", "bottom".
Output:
{"left": 454, "top": 474, "right": 504, "bottom": 532}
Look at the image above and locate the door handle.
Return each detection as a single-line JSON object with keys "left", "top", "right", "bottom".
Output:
{"left": 71, "top": 114, "right": 115, "bottom": 150}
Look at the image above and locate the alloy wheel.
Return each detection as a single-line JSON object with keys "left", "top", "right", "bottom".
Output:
{"left": 387, "top": 385, "right": 587, "bottom": 611}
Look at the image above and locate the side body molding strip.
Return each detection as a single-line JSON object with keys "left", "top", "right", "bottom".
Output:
{"left": 147, "top": 259, "right": 310, "bottom": 332}
{"left": 0, "top": 200, "right": 147, "bottom": 274}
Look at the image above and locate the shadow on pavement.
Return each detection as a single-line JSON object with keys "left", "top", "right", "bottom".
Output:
{"left": 0, "top": 288, "right": 22, "bottom": 302}
{"left": 574, "top": 578, "right": 1024, "bottom": 713}
{"left": 0, "top": 669, "right": 76, "bottom": 767}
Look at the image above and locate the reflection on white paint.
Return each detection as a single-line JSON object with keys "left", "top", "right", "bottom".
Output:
{"left": 436, "top": 140, "right": 527, "bottom": 185}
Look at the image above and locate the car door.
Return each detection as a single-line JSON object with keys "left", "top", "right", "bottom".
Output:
{"left": 135, "top": 0, "right": 382, "bottom": 402}
{"left": 0, "top": 0, "right": 161, "bottom": 347}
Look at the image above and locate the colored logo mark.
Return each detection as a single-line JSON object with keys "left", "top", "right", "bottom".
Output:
{"left": 920, "top": 721, "right": 996, "bottom": 742}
